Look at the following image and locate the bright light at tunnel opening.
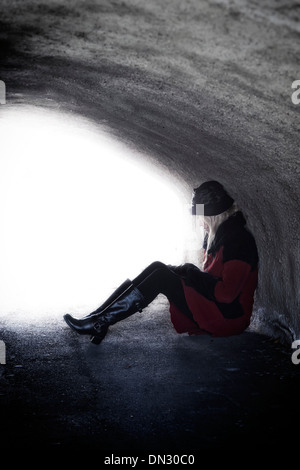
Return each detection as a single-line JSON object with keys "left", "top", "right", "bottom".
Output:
{"left": 0, "top": 106, "right": 193, "bottom": 321}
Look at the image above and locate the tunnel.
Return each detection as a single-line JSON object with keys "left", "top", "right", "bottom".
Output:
{"left": 0, "top": 0, "right": 299, "bottom": 454}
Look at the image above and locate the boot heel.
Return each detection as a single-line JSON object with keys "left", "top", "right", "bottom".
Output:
{"left": 90, "top": 324, "right": 109, "bottom": 344}
{"left": 90, "top": 335, "right": 102, "bottom": 345}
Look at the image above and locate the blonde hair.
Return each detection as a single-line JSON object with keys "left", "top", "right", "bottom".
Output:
{"left": 202, "top": 202, "right": 239, "bottom": 267}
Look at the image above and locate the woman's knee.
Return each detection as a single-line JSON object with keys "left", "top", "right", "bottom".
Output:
{"left": 148, "top": 261, "right": 168, "bottom": 272}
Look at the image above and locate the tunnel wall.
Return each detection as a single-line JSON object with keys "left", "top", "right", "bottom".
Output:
{"left": 1, "top": 0, "right": 299, "bottom": 344}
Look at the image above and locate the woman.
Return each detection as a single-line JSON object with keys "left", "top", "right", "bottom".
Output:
{"left": 64, "top": 180, "right": 259, "bottom": 344}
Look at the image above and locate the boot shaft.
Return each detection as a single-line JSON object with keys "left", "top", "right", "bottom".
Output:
{"left": 93, "top": 284, "right": 147, "bottom": 331}
{"left": 89, "top": 279, "right": 132, "bottom": 316}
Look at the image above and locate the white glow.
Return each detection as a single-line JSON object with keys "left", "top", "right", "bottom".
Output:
{"left": 0, "top": 106, "right": 188, "bottom": 320}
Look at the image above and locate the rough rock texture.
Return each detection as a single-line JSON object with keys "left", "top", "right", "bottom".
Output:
{"left": 1, "top": 0, "right": 299, "bottom": 343}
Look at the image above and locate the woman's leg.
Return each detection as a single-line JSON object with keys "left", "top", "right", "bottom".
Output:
{"left": 132, "top": 261, "right": 196, "bottom": 323}
{"left": 131, "top": 261, "right": 167, "bottom": 286}
{"left": 64, "top": 261, "right": 197, "bottom": 344}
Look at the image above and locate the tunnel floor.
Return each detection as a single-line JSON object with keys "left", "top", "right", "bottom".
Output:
{"left": 1, "top": 296, "right": 299, "bottom": 455}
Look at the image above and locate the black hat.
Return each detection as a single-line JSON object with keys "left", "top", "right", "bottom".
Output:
{"left": 191, "top": 181, "right": 234, "bottom": 216}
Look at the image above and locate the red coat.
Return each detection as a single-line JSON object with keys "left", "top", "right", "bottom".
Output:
{"left": 169, "top": 212, "right": 259, "bottom": 337}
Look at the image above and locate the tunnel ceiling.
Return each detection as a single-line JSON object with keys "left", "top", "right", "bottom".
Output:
{"left": 1, "top": 0, "right": 299, "bottom": 343}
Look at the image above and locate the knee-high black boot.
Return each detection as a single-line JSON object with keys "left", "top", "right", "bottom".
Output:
{"left": 63, "top": 279, "right": 132, "bottom": 332}
{"left": 63, "top": 282, "right": 147, "bottom": 344}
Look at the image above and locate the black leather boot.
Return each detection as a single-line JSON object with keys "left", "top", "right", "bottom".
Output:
{"left": 69, "top": 278, "right": 133, "bottom": 323}
{"left": 63, "top": 282, "right": 147, "bottom": 344}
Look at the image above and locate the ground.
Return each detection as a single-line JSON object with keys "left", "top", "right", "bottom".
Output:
{"left": 1, "top": 297, "right": 299, "bottom": 454}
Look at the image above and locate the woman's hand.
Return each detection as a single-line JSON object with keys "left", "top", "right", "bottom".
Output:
{"left": 168, "top": 263, "right": 200, "bottom": 277}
